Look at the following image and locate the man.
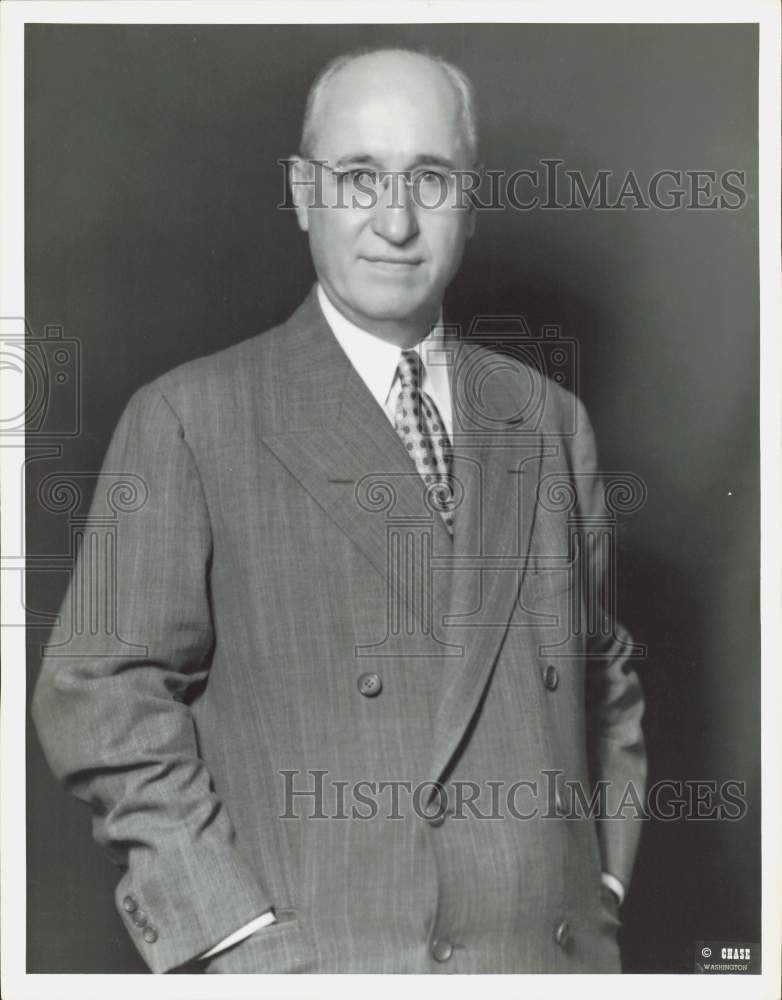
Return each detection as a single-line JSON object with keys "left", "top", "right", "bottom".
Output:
{"left": 32, "top": 47, "right": 646, "bottom": 974}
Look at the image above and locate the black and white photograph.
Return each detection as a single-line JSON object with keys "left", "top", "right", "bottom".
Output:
{"left": 1, "top": 1, "right": 779, "bottom": 997}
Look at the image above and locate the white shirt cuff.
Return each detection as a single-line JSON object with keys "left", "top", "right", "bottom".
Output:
{"left": 600, "top": 872, "right": 626, "bottom": 906}
{"left": 198, "top": 909, "right": 277, "bottom": 960}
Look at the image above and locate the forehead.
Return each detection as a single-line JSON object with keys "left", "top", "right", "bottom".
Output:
{"left": 312, "top": 54, "right": 467, "bottom": 165}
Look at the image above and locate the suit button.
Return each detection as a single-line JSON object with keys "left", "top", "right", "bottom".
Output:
{"left": 543, "top": 664, "right": 559, "bottom": 691}
{"left": 122, "top": 895, "right": 138, "bottom": 913}
{"left": 132, "top": 910, "right": 148, "bottom": 929}
{"left": 554, "top": 919, "right": 571, "bottom": 948}
{"left": 431, "top": 938, "right": 453, "bottom": 962}
{"left": 357, "top": 672, "right": 382, "bottom": 697}
{"left": 142, "top": 926, "right": 158, "bottom": 944}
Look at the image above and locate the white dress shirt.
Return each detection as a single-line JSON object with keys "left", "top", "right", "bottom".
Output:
{"left": 198, "top": 285, "right": 622, "bottom": 961}
{"left": 317, "top": 282, "right": 453, "bottom": 438}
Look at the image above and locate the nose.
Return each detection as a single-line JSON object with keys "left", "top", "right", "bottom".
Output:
{"left": 370, "top": 175, "right": 419, "bottom": 245}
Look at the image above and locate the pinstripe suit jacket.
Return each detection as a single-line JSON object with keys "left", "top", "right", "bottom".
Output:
{"left": 32, "top": 285, "right": 646, "bottom": 973}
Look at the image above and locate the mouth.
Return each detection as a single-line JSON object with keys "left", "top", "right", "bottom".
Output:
{"left": 362, "top": 256, "right": 423, "bottom": 269}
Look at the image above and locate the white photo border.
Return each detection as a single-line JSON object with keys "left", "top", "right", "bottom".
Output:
{"left": 1, "top": 3, "right": 779, "bottom": 999}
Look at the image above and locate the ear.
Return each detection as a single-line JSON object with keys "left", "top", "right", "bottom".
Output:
{"left": 464, "top": 160, "right": 482, "bottom": 239}
{"left": 289, "top": 156, "right": 312, "bottom": 233}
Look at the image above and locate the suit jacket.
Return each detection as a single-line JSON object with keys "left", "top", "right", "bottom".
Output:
{"left": 32, "top": 285, "right": 646, "bottom": 974}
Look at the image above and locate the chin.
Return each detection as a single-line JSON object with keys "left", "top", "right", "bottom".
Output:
{"left": 353, "top": 287, "right": 433, "bottom": 322}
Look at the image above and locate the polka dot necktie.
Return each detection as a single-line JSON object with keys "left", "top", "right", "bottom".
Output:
{"left": 393, "top": 349, "right": 455, "bottom": 536}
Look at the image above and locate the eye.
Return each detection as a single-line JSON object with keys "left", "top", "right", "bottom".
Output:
{"left": 343, "top": 168, "right": 379, "bottom": 186}
{"left": 416, "top": 169, "right": 449, "bottom": 185}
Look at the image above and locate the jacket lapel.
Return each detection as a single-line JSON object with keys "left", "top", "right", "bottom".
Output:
{"left": 260, "top": 290, "right": 544, "bottom": 783}
{"left": 428, "top": 342, "right": 545, "bottom": 788}
{"left": 260, "top": 288, "right": 454, "bottom": 641}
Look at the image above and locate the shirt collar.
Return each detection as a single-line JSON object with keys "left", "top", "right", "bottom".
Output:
{"left": 316, "top": 283, "right": 445, "bottom": 409}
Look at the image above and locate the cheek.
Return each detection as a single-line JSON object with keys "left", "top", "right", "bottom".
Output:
{"left": 309, "top": 213, "right": 361, "bottom": 266}
{"left": 425, "top": 217, "right": 470, "bottom": 276}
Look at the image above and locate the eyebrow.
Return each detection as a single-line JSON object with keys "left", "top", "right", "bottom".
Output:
{"left": 332, "top": 153, "right": 459, "bottom": 170}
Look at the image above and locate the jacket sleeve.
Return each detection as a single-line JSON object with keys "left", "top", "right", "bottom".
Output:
{"left": 571, "top": 395, "right": 648, "bottom": 893}
{"left": 31, "top": 383, "right": 273, "bottom": 973}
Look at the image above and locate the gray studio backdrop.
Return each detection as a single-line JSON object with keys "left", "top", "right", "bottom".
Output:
{"left": 24, "top": 23, "right": 758, "bottom": 973}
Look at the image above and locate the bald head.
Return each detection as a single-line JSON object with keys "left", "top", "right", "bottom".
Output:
{"left": 300, "top": 48, "right": 478, "bottom": 166}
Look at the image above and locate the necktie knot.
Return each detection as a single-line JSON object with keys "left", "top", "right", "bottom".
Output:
{"left": 397, "top": 349, "right": 422, "bottom": 391}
